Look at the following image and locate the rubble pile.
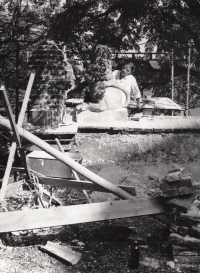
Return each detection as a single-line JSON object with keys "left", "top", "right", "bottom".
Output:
{"left": 160, "top": 168, "right": 200, "bottom": 272}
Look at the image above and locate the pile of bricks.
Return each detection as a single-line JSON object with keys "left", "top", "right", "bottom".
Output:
{"left": 160, "top": 168, "right": 200, "bottom": 271}
{"left": 27, "top": 40, "right": 75, "bottom": 127}
{"left": 160, "top": 168, "right": 195, "bottom": 198}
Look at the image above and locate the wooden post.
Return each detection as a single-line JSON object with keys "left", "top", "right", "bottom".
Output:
{"left": 186, "top": 45, "right": 191, "bottom": 117}
{"left": 0, "top": 116, "right": 135, "bottom": 200}
{"left": 15, "top": 41, "right": 20, "bottom": 123}
{"left": 0, "top": 73, "right": 35, "bottom": 201}
{"left": 171, "top": 49, "right": 174, "bottom": 116}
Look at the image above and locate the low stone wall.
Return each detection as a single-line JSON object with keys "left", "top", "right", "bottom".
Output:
{"left": 76, "top": 132, "right": 200, "bottom": 165}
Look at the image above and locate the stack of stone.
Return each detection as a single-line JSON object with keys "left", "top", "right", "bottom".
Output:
{"left": 169, "top": 199, "right": 200, "bottom": 272}
{"left": 160, "top": 168, "right": 200, "bottom": 271}
{"left": 160, "top": 168, "right": 195, "bottom": 198}
{"left": 27, "top": 40, "right": 75, "bottom": 127}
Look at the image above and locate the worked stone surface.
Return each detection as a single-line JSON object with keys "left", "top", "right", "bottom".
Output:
{"left": 76, "top": 107, "right": 128, "bottom": 123}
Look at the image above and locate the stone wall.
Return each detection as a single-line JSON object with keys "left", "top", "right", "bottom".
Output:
{"left": 76, "top": 133, "right": 200, "bottom": 165}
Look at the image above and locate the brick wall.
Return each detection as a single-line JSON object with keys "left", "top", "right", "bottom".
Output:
{"left": 27, "top": 40, "right": 75, "bottom": 126}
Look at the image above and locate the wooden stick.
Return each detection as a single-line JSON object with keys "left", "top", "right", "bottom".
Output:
{"left": 39, "top": 176, "right": 136, "bottom": 196}
{"left": 0, "top": 73, "right": 35, "bottom": 201}
{"left": 0, "top": 197, "right": 166, "bottom": 232}
{"left": 0, "top": 165, "right": 25, "bottom": 173}
{"left": 39, "top": 241, "right": 82, "bottom": 265}
{"left": 55, "top": 138, "right": 92, "bottom": 203}
{"left": 0, "top": 116, "right": 135, "bottom": 200}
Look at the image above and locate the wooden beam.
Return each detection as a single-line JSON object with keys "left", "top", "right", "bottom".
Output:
{"left": 39, "top": 241, "right": 82, "bottom": 265}
{"left": 39, "top": 176, "right": 136, "bottom": 196}
{"left": 0, "top": 73, "right": 35, "bottom": 201}
{"left": 0, "top": 197, "right": 166, "bottom": 232}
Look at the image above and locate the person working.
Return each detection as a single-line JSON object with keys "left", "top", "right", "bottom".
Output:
{"left": 112, "top": 62, "right": 141, "bottom": 108}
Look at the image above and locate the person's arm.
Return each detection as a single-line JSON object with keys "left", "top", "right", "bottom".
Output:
{"left": 104, "top": 79, "right": 129, "bottom": 95}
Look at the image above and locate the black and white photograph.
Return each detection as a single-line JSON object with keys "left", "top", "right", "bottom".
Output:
{"left": 0, "top": 0, "right": 200, "bottom": 272}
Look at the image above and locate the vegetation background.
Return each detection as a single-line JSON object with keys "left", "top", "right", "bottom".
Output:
{"left": 0, "top": 0, "right": 200, "bottom": 110}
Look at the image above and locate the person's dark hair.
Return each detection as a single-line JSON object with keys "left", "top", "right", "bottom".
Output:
{"left": 122, "top": 62, "right": 135, "bottom": 73}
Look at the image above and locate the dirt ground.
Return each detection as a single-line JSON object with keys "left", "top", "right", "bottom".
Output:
{"left": 0, "top": 132, "right": 200, "bottom": 273}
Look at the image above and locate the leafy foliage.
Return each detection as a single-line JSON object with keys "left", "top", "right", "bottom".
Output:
{"left": 1, "top": 0, "right": 200, "bottom": 108}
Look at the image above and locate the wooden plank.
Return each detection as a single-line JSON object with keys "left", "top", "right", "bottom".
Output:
{"left": 39, "top": 241, "right": 82, "bottom": 265}
{"left": 0, "top": 86, "right": 31, "bottom": 180}
{"left": 38, "top": 176, "right": 137, "bottom": 196}
{"left": 0, "top": 86, "right": 22, "bottom": 146}
{"left": 0, "top": 73, "right": 35, "bottom": 201}
{"left": 0, "top": 197, "right": 166, "bottom": 232}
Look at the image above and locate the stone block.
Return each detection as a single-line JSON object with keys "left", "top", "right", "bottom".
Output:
{"left": 168, "top": 168, "right": 184, "bottom": 173}
{"left": 29, "top": 108, "right": 75, "bottom": 127}
{"left": 160, "top": 178, "right": 192, "bottom": 191}
{"left": 171, "top": 245, "right": 190, "bottom": 256}
{"left": 170, "top": 233, "right": 200, "bottom": 249}
{"left": 181, "top": 175, "right": 192, "bottom": 186}
{"left": 170, "top": 225, "right": 189, "bottom": 236}
{"left": 166, "top": 192, "right": 199, "bottom": 213}
{"left": 76, "top": 107, "right": 128, "bottom": 123}
{"left": 178, "top": 226, "right": 189, "bottom": 236}
{"left": 179, "top": 186, "right": 195, "bottom": 196}
{"left": 160, "top": 179, "right": 170, "bottom": 191}
{"left": 174, "top": 255, "right": 200, "bottom": 263}
{"left": 163, "top": 188, "right": 179, "bottom": 197}
{"left": 165, "top": 171, "right": 182, "bottom": 182}
{"left": 189, "top": 224, "right": 200, "bottom": 239}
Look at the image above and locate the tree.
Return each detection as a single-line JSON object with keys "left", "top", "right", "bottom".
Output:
{"left": 49, "top": 0, "right": 200, "bottom": 108}
{"left": 0, "top": 0, "right": 64, "bottom": 118}
{"left": 1, "top": 0, "right": 200, "bottom": 109}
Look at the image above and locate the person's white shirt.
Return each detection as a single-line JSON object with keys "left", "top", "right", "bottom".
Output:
{"left": 112, "top": 70, "right": 141, "bottom": 103}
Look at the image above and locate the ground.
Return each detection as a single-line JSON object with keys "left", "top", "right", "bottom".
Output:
{"left": 0, "top": 132, "right": 200, "bottom": 273}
